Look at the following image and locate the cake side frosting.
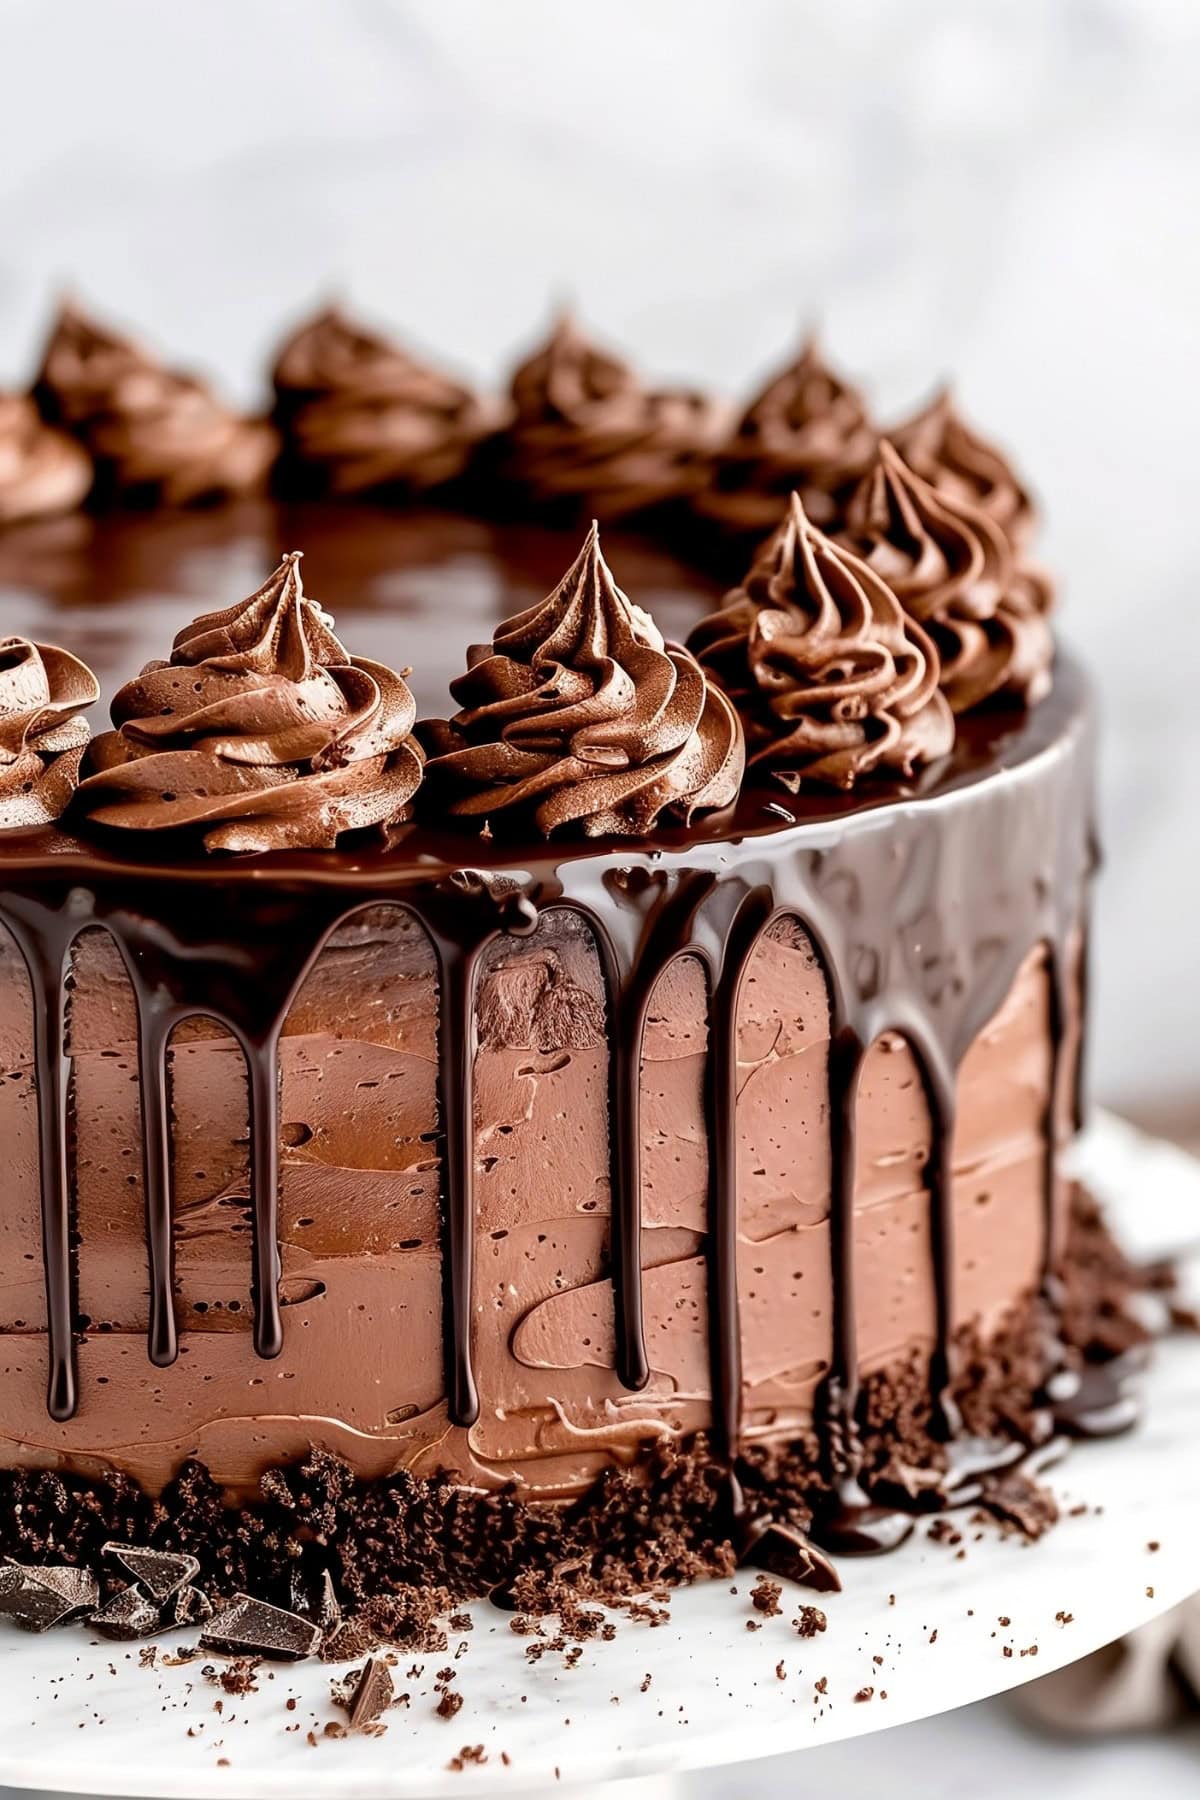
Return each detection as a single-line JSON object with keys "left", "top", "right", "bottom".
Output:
{"left": 0, "top": 645, "right": 1096, "bottom": 1548}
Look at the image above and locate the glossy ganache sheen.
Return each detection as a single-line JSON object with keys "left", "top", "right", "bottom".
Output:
{"left": 0, "top": 505, "right": 1092, "bottom": 1542}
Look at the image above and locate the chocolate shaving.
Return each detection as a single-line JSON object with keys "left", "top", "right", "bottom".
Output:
{"left": 201, "top": 1593, "right": 322, "bottom": 1661}
{"left": 0, "top": 1563, "right": 98, "bottom": 1632}
{"left": 103, "top": 1542, "right": 200, "bottom": 1603}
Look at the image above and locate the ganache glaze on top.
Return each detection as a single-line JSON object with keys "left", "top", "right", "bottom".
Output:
{"left": 0, "top": 504, "right": 1094, "bottom": 1539}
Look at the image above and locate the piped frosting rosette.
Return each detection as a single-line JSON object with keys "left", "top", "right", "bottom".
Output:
{"left": 34, "top": 301, "right": 276, "bottom": 505}
{"left": 0, "top": 635, "right": 98, "bottom": 828}
{"left": 688, "top": 491, "right": 954, "bottom": 791}
{"left": 421, "top": 521, "right": 744, "bottom": 836}
{"left": 77, "top": 552, "right": 424, "bottom": 851}
{"left": 694, "top": 336, "right": 876, "bottom": 538}
{"left": 888, "top": 387, "right": 1036, "bottom": 547}
{"left": 271, "top": 305, "right": 493, "bottom": 495}
{"left": 841, "top": 440, "right": 1053, "bottom": 711}
{"left": 0, "top": 394, "right": 93, "bottom": 524}
{"left": 500, "top": 314, "right": 723, "bottom": 520}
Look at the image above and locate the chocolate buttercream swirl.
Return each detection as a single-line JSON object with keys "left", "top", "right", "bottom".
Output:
{"left": 694, "top": 335, "right": 876, "bottom": 539}
{"left": 421, "top": 522, "right": 743, "bottom": 836}
{"left": 889, "top": 388, "right": 1035, "bottom": 546}
{"left": 0, "top": 635, "right": 98, "bottom": 828}
{"left": 77, "top": 553, "right": 423, "bottom": 851}
{"left": 271, "top": 305, "right": 493, "bottom": 496}
{"left": 33, "top": 302, "right": 276, "bottom": 506}
{"left": 0, "top": 394, "right": 93, "bottom": 524}
{"left": 688, "top": 492, "right": 953, "bottom": 790}
{"left": 841, "top": 440, "right": 1053, "bottom": 712}
{"left": 500, "top": 314, "right": 722, "bottom": 521}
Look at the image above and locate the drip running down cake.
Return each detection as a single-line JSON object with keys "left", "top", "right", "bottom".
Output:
{"left": 0, "top": 298, "right": 1146, "bottom": 1654}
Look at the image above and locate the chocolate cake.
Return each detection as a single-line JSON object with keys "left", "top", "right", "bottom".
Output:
{"left": 0, "top": 301, "right": 1141, "bottom": 1648}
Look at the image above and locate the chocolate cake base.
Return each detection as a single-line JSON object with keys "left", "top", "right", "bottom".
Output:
{"left": 0, "top": 1189, "right": 1145, "bottom": 1657}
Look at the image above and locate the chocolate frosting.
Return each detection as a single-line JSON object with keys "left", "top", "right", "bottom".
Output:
{"left": 694, "top": 336, "right": 876, "bottom": 537}
{"left": 500, "top": 314, "right": 722, "bottom": 520}
{"left": 0, "top": 635, "right": 98, "bottom": 828}
{"left": 271, "top": 305, "right": 492, "bottom": 496}
{"left": 889, "top": 388, "right": 1035, "bottom": 545}
{"left": 841, "top": 440, "right": 1054, "bottom": 712}
{"left": 421, "top": 521, "right": 743, "bottom": 835}
{"left": 0, "top": 395, "right": 93, "bottom": 524}
{"left": 688, "top": 492, "right": 953, "bottom": 790}
{"left": 76, "top": 552, "right": 423, "bottom": 851}
{"left": 33, "top": 302, "right": 276, "bottom": 506}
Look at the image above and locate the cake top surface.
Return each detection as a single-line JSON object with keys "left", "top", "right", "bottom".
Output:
{"left": 0, "top": 298, "right": 1065, "bottom": 867}
{"left": 0, "top": 495, "right": 1083, "bottom": 883}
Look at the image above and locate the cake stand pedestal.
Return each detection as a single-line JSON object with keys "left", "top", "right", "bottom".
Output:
{"left": 0, "top": 1113, "right": 1196, "bottom": 1800}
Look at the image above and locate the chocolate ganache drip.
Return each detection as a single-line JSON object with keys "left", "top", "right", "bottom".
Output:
{"left": 688, "top": 492, "right": 954, "bottom": 790}
{"left": 841, "top": 440, "right": 1054, "bottom": 712}
{"left": 499, "top": 313, "right": 722, "bottom": 521}
{"left": 0, "top": 394, "right": 93, "bottom": 524}
{"left": 76, "top": 552, "right": 424, "bottom": 850}
{"left": 271, "top": 304, "right": 493, "bottom": 496}
{"left": 33, "top": 301, "right": 276, "bottom": 506}
{"left": 889, "top": 387, "right": 1036, "bottom": 547}
{"left": 694, "top": 335, "right": 876, "bottom": 539}
{"left": 0, "top": 636, "right": 98, "bottom": 828}
{"left": 421, "top": 521, "right": 744, "bottom": 835}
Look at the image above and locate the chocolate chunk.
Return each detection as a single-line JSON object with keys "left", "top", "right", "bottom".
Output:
{"left": 91, "top": 1585, "right": 163, "bottom": 1640}
{"left": 289, "top": 1567, "right": 342, "bottom": 1635}
{"left": 202, "top": 1594, "right": 322, "bottom": 1661}
{"left": 0, "top": 1564, "right": 99, "bottom": 1632}
{"left": 977, "top": 1471, "right": 1059, "bottom": 1540}
{"left": 166, "top": 1585, "right": 214, "bottom": 1629}
{"left": 745, "top": 1521, "right": 842, "bottom": 1594}
{"left": 335, "top": 1657, "right": 394, "bottom": 1731}
{"left": 103, "top": 1543, "right": 199, "bottom": 1603}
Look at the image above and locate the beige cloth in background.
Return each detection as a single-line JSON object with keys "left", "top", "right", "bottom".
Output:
{"left": 1018, "top": 1598, "right": 1200, "bottom": 1733}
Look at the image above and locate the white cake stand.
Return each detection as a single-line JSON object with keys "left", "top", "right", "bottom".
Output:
{"left": 0, "top": 1113, "right": 1196, "bottom": 1800}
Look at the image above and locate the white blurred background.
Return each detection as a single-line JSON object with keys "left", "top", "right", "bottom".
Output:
{"left": 0, "top": 4, "right": 1197, "bottom": 1791}
{"left": 0, "top": 0, "right": 1196, "bottom": 1127}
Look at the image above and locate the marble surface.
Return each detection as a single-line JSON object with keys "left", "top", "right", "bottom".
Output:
{"left": 0, "top": 0, "right": 1197, "bottom": 1118}
{"left": 0, "top": 1113, "right": 1195, "bottom": 1798}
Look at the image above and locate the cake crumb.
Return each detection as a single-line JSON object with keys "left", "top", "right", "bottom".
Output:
{"left": 750, "top": 1576, "right": 782, "bottom": 1617}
